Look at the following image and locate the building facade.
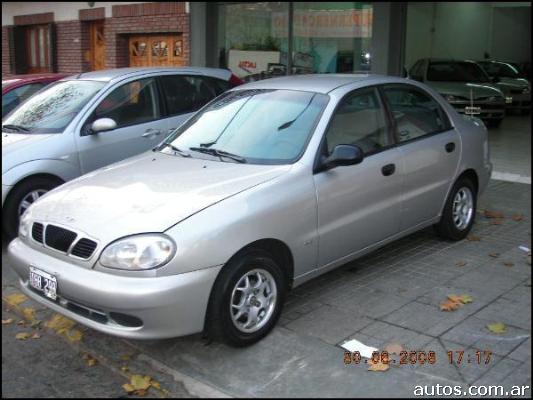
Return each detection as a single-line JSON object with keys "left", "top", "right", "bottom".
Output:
{"left": 2, "top": 2, "right": 408, "bottom": 79}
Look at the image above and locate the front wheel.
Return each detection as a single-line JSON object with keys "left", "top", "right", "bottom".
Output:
{"left": 434, "top": 177, "right": 477, "bottom": 241}
{"left": 2, "top": 176, "right": 62, "bottom": 241}
{"left": 206, "top": 249, "right": 287, "bottom": 347}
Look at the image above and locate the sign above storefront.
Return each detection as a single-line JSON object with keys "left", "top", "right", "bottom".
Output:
{"left": 228, "top": 50, "right": 281, "bottom": 78}
{"left": 272, "top": 8, "right": 373, "bottom": 38}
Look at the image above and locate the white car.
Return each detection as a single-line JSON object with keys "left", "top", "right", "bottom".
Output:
{"left": 2, "top": 67, "right": 243, "bottom": 238}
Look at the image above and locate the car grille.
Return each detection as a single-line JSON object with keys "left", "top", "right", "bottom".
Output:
{"left": 510, "top": 89, "right": 524, "bottom": 94}
{"left": 71, "top": 238, "right": 98, "bottom": 259}
{"left": 31, "top": 222, "right": 98, "bottom": 260}
{"left": 45, "top": 225, "right": 77, "bottom": 252}
{"left": 32, "top": 223, "right": 44, "bottom": 243}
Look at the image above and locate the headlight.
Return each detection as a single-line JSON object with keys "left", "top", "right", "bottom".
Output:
{"left": 523, "top": 87, "right": 530, "bottom": 94}
{"left": 99, "top": 234, "right": 176, "bottom": 270}
{"left": 18, "top": 213, "right": 31, "bottom": 238}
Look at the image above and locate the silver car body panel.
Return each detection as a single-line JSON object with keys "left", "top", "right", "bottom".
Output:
{"left": 2, "top": 67, "right": 235, "bottom": 206}
{"left": 8, "top": 74, "right": 492, "bottom": 339}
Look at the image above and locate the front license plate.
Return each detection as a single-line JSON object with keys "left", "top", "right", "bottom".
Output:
{"left": 465, "top": 106, "right": 481, "bottom": 115}
{"left": 29, "top": 266, "right": 57, "bottom": 300}
{"left": 505, "top": 96, "right": 513, "bottom": 104}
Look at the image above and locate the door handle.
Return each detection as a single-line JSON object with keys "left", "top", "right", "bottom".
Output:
{"left": 142, "top": 128, "right": 163, "bottom": 138}
{"left": 381, "top": 163, "right": 396, "bottom": 176}
{"left": 445, "top": 142, "right": 456, "bottom": 153}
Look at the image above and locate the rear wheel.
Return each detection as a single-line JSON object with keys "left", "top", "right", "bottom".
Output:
{"left": 434, "top": 177, "right": 477, "bottom": 241}
{"left": 2, "top": 176, "right": 63, "bottom": 241}
{"left": 206, "top": 249, "right": 287, "bottom": 347}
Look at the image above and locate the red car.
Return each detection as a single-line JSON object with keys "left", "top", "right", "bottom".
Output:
{"left": 2, "top": 73, "right": 70, "bottom": 118}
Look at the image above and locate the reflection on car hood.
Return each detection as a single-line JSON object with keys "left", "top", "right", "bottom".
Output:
{"left": 26, "top": 152, "right": 291, "bottom": 244}
{"left": 427, "top": 81, "right": 503, "bottom": 99}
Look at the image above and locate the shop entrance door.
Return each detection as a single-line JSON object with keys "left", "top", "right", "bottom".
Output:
{"left": 129, "top": 35, "right": 185, "bottom": 67}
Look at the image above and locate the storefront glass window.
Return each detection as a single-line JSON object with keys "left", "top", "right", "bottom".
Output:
{"left": 216, "top": 2, "right": 373, "bottom": 80}
{"left": 290, "top": 2, "right": 373, "bottom": 74}
{"left": 217, "top": 2, "right": 289, "bottom": 82}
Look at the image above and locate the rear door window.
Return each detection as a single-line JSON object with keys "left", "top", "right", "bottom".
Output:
{"left": 382, "top": 85, "right": 451, "bottom": 143}
{"left": 159, "top": 75, "right": 219, "bottom": 116}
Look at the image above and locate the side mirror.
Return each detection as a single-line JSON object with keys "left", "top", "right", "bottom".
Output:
{"left": 320, "top": 144, "right": 364, "bottom": 171}
{"left": 90, "top": 118, "right": 117, "bottom": 134}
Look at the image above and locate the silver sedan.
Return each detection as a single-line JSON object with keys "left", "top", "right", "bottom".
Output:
{"left": 7, "top": 74, "right": 492, "bottom": 346}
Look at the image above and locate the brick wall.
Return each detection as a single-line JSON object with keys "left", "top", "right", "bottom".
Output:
{"left": 2, "top": 26, "right": 11, "bottom": 77}
{"left": 104, "top": 12, "right": 190, "bottom": 69}
{"left": 56, "top": 21, "right": 85, "bottom": 74}
{"left": 2, "top": 3, "right": 190, "bottom": 76}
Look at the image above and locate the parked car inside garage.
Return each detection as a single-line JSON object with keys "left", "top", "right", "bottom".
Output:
{"left": 2, "top": 73, "right": 69, "bottom": 118}
{"left": 477, "top": 60, "right": 531, "bottom": 114}
{"left": 408, "top": 59, "right": 506, "bottom": 127}
{"left": 2, "top": 67, "right": 243, "bottom": 239}
{"left": 7, "top": 74, "right": 491, "bottom": 346}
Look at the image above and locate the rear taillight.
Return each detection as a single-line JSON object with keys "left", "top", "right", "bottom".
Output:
{"left": 229, "top": 74, "right": 244, "bottom": 87}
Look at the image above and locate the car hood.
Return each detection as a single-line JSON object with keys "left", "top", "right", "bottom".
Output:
{"left": 27, "top": 152, "right": 291, "bottom": 244}
{"left": 2, "top": 133, "right": 57, "bottom": 173}
{"left": 496, "top": 78, "right": 530, "bottom": 91}
{"left": 427, "top": 81, "right": 503, "bottom": 99}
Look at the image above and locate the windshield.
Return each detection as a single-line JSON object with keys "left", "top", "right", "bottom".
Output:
{"left": 162, "top": 89, "right": 329, "bottom": 165}
{"left": 427, "top": 62, "right": 490, "bottom": 83}
{"left": 2, "top": 80, "right": 105, "bottom": 133}
{"left": 480, "top": 62, "right": 522, "bottom": 79}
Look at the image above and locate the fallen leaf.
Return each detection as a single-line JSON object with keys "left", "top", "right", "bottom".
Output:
{"left": 30, "top": 320, "right": 42, "bottom": 329}
{"left": 121, "top": 366, "right": 129, "bottom": 373}
{"left": 440, "top": 298, "right": 462, "bottom": 311}
{"left": 458, "top": 294, "right": 473, "bottom": 304}
{"left": 66, "top": 329, "right": 83, "bottom": 342}
{"left": 15, "top": 332, "right": 31, "bottom": 340}
{"left": 368, "top": 361, "right": 389, "bottom": 372}
{"left": 46, "top": 314, "right": 76, "bottom": 332}
{"left": 484, "top": 210, "right": 504, "bottom": 219}
{"left": 503, "top": 261, "right": 514, "bottom": 267}
{"left": 487, "top": 322, "right": 507, "bottom": 334}
{"left": 22, "top": 307, "right": 36, "bottom": 321}
{"left": 82, "top": 353, "right": 98, "bottom": 367}
{"left": 447, "top": 294, "right": 463, "bottom": 303}
{"left": 122, "top": 383, "right": 135, "bottom": 393}
{"left": 4, "top": 293, "right": 28, "bottom": 307}
{"left": 136, "top": 389, "right": 148, "bottom": 397}
{"left": 2, "top": 318, "right": 14, "bottom": 325}
{"left": 151, "top": 381, "right": 161, "bottom": 390}
{"left": 455, "top": 261, "right": 467, "bottom": 267}
{"left": 512, "top": 214, "right": 524, "bottom": 221}
{"left": 467, "top": 235, "right": 481, "bottom": 241}
{"left": 384, "top": 342, "right": 403, "bottom": 355}
{"left": 489, "top": 252, "right": 500, "bottom": 258}
{"left": 131, "top": 375, "right": 152, "bottom": 391}
{"left": 490, "top": 219, "right": 504, "bottom": 225}
{"left": 17, "top": 320, "right": 25, "bottom": 326}
{"left": 31, "top": 333, "right": 41, "bottom": 339}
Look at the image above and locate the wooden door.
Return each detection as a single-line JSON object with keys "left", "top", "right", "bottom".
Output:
{"left": 129, "top": 35, "right": 185, "bottom": 67}
{"left": 25, "top": 25, "right": 51, "bottom": 73}
{"left": 89, "top": 21, "right": 105, "bottom": 71}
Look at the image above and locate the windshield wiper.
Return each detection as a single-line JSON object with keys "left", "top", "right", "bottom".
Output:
{"left": 189, "top": 147, "right": 247, "bottom": 163}
{"left": 156, "top": 142, "right": 191, "bottom": 157}
{"left": 2, "top": 124, "right": 30, "bottom": 133}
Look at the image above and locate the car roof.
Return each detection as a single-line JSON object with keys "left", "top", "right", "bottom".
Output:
{"left": 67, "top": 67, "right": 232, "bottom": 82}
{"left": 232, "top": 74, "right": 407, "bottom": 94}
{"left": 2, "top": 73, "right": 69, "bottom": 93}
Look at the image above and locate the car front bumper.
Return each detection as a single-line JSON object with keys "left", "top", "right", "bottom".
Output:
{"left": 449, "top": 100, "right": 506, "bottom": 121}
{"left": 7, "top": 238, "right": 222, "bottom": 339}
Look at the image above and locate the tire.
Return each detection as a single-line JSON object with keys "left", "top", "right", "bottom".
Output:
{"left": 206, "top": 249, "right": 287, "bottom": 347}
{"left": 434, "top": 177, "right": 477, "bottom": 241}
{"left": 486, "top": 118, "right": 503, "bottom": 128}
{"left": 2, "top": 176, "right": 63, "bottom": 241}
